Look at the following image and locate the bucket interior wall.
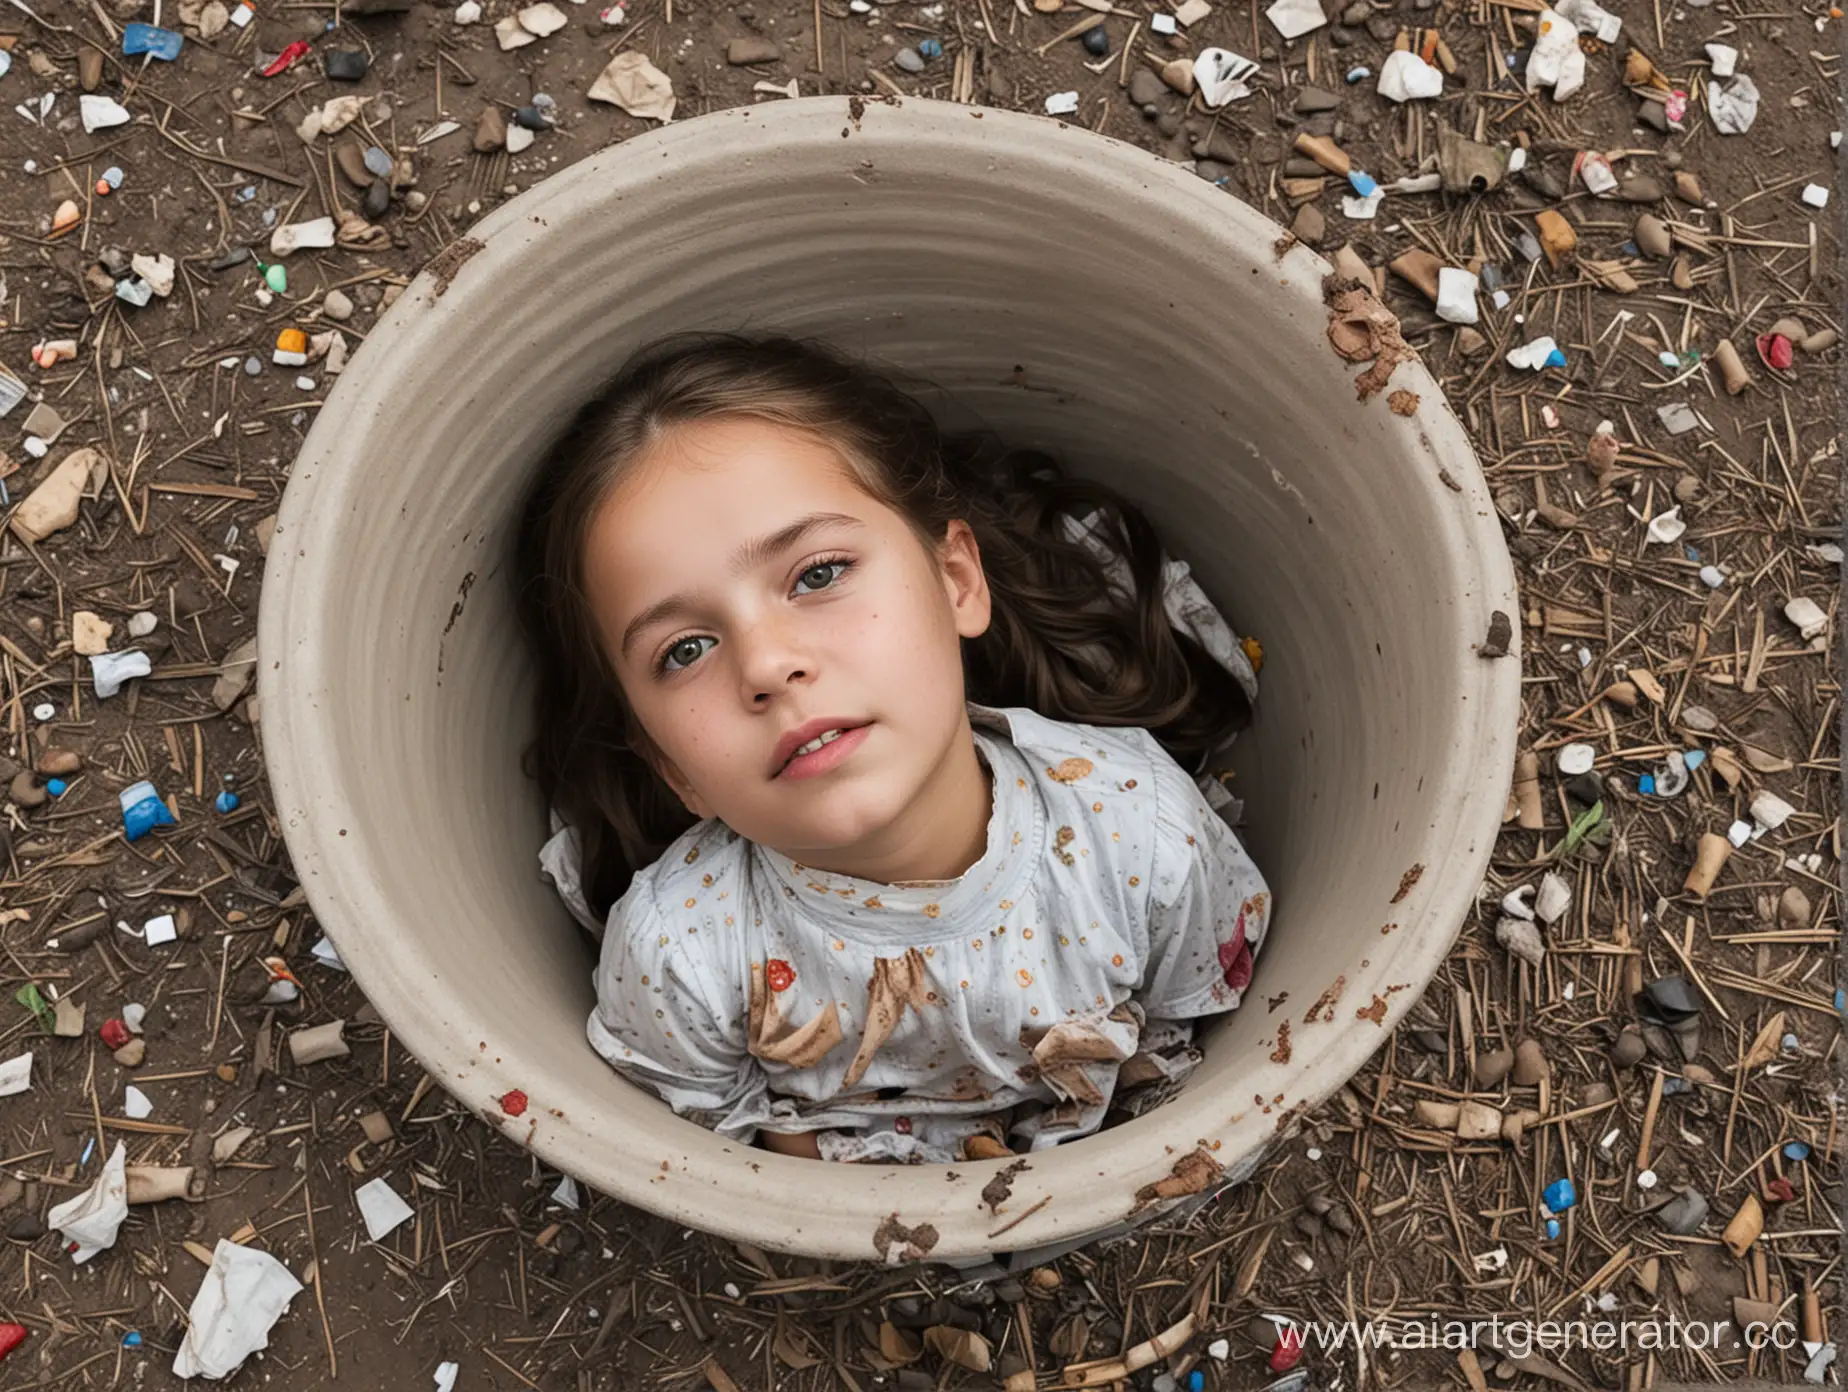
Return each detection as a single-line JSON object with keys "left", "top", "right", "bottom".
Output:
{"left": 262, "top": 99, "right": 1519, "bottom": 1263}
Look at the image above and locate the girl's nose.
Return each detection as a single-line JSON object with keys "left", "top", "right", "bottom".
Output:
{"left": 736, "top": 619, "right": 814, "bottom": 703}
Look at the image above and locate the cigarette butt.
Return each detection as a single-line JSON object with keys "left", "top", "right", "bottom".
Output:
{"left": 1433, "top": 34, "right": 1458, "bottom": 73}
{"left": 1722, "top": 1192, "right": 1764, "bottom": 1256}
{"left": 1683, "top": 832, "right": 1732, "bottom": 899}
{"left": 1513, "top": 751, "right": 1544, "bottom": 829}
{"left": 126, "top": 1165, "right": 195, "bottom": 1204}
{"left": 1603, "top": 680, "right": 1639, "bottom": 709}
{"left": 1714, "top": 338, "right": 1752, "bottom": 394}
{"left": 1294, "top": 132, "right": 1352, "bottom": 177}
{"left": 288, "top": 1018, "right": 350, "bottom": 1065}
{"left": 1419, "top": 28, "right": 1439, "bottom": 64}
{"left": 1414, "top": 1099, "right": 1461, "bottom": 1129}
{"left": 1456, "top": 1100, "right": 1502, "bottom": 1139}
{"left": 1803, "top": 1279, "right": 1824, "bottom": 1344}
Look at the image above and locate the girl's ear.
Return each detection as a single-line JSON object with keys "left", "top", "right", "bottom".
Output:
{"left": 937, "top": 518, "right": 992, "bottom": 640}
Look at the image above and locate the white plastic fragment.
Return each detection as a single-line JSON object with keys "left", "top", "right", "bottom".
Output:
{"left": 1801, "top": 183, "right": 1830, "bottom": 208}
{"left": 1193, "top": 48, "right": 1258, "bottom": 106}
{"left": 1805, "top": 542, "right": 1844, "bottom": 566}
{"left": 1525, "top": 9, "right": 1585, "bottom": 101}
{"left": 1473, "top": 1246, "right": 1509, "bottom": 1272}
{"left": 1377, "top": 48, "right": 1443, "bottom": 102}
{"left": 171, "top": 1239, "right": 305, "bottom": 1380}
{"left": 1207, "top": 1337, "right": 1231, "bottom": 1360}
{"left": 1390, "top": 172, "right": 1443, "bottom": 193}
{"left": 550, "top": 1175, "right": 580, "bottom": 1209}
{"left": 1750, "top": 791, "right": 1795, "bottom": 834}
{"left": 434, "top": 1363, "right": 461, "bottom": 1392}
{"left": 356, "top": 1176, "right": 416, "bottom": 1241}
{"left": 80, "top": 94, "right": 131, "bottom": 132}
{"left": 1784, "top": 596, "right": 1828, "bottom": 639}
{"left": 310, "top": 936, "right": 347, "bottom": 970}
{"left": 1506, "top": 336, "right": 1561, "bottom": 371}
{"left": 517, "top": 2, "right": 568, "bottom": 36}
{"left": 1727, "top": 820, "right": 1753, "bottom": 848}
{"left": 454, "top": 0, "right": 480, "bottom": 21}
{"left": 1710, "top": 75, "right": 1759, "bottom": 135}
{"left": 1151, "top": 12, "right": 1177, "bottom": 33}
{"left": 1637, "top": 1168, "right": 1658, "bottom": 1189}
{"left": 1555, "top": 743, "right": 1596, "bottom": 776}
{"left": 1265, "top": 0, "right": 1325, "bottom": 38}
{"left": 1341, "top": 187, "right": 1384, "bottom": 220}
{"left": 1578, "top": 152, "right": 1618, "bottom": 195}
{"left": 1645, "top": 507, "right": 1687, "bottom": 544}
{"left": 0, "top": 1051, "right": 30, "bottom": 1097}
{"left": 270, "top": 216, "right": 338, "bottom": 257}
{"left": 1506, "top": 146, "right": 1528, "bottom": 174}
{"left": 90, "top": 650, "right": 152, "bottom": 698}
{"left": 144, "top": 914, "right": 177, "bottom": 946}
{"left": 1534, "top": 872, "right": 1572, "bottom": 926}
{"left": 1704, "top": 42, "right": 1737, "bottom": 79}
{"left": 1500, "top": 884, "right": 1536, "bottom": 920}
{"left": 49, "top": 1142, "right": 129, "bottom": 1263}
{"left": 124, "top": 1085, "right": 153, "bottom": 1119}
{"left": 1556, "top": 0, "right": 1620, "bottom": 42}
{"left": 1044, "top": 91, "right": 1079, "bottom": 115}
{"left": 1656, "top": 402, "right": 1701, "bottom": 435}
{"left": 1435, "top": 267, "right": 1479, "bottom": 324}
{"left": 122, "top": 1003, "right": 147, "bottom": 1033}
{"left": 1496, "top": 915, "right": 1545, "bottom": 966}
{"left": 1699, "top": 565, "right": 1725, "bottom": 588}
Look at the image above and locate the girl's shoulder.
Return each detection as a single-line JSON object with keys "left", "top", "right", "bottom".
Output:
{"left": 615, "top": 817, "right": 751, "bottom": 933}
{"left": 971, "top": 701, "right": 1186, "bottom": 803}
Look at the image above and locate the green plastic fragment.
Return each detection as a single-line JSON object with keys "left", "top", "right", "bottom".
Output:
{"left": 263, "top": 263, "right": 288, "bottom": 294}
{"left": 14, "top": 982, "right": 54, "bottom": 1033}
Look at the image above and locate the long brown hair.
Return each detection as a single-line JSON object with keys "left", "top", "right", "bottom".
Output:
{"left": 515, "top": 333, "right": 1251, "bottom": 917}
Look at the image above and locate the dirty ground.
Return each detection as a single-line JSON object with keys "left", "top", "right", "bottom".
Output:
{"left": 0, "top": 0, "right": 1840, "bottom": 1388}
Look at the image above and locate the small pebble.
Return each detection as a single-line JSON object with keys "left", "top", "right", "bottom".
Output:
{"left": 323, "top": 289, "right": 354, "bottom": 322}
{"left": 1082, "top": 25, "right": 1108, "bottom": 55}
{"left": 244, "top": 356, "right": 262, "bottom": 376}
{"left": 893, "top": 46, "right": 924, "bottom": 73}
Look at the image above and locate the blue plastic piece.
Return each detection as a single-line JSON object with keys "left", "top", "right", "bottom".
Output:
{"left": 122, "top": 23, "right": 184, "bottom": 60}
{"left": 120, "top": 780, "right": 176, "bottom": 842}
{"left": 46, "top": 778, "right": 66, "bottom": 796}
{"left": 1785, "top": 1140, "right": 1811, "bottom": 1162}
{"left": 1638, "top": 774, "right": 1656, "bottom": 795}
{"left": 1543, "top": 1177, "right": 1578, "bottom": 1213}
{"left": 1189, "top": 1373, "right": 1205, "bottom": 1392}
{"left": 1347, "top": 170, "right": 1379, "bottom": 197}
{"left": 1545, "top": 1217, "right": 1560, "bottom": 1239}
{"left": 1544, "top": 347, "right": 1568, "bottom": 368}
{"left": 1346, "top": 66, "right": 1371, "bottom": 83}
{"left": 1837, "top": 987, "right": 1846, "bottom": 1016}
{"left": 918, "top": 37, "right": 943, "bottom": 58}
{"left": 215, "top": 790, "right": 240, "bottom": 814}
{"left": 81, "top": 1136, "right": 95, "bottom": 1166}
{"left": 122, "top": 1331, "right": 142, "bottom": 1348}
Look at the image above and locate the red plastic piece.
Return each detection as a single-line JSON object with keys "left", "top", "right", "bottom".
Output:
{"left": 100, "top": 1018, "right": 130, "bottom": 1051}
{"left": 1756, "top": 333, "right": 1794, "bottom": 371}
{"left": 0, "top": 1323, "right": 26, "bottom": 1361}
{"left": 1269, "top": 1325, "right": 1304, "bottom": 1374}
{"left": 262, "top": 41, "right": 312, "bottom": 77}
{"left": 766, "top": 959, "right": 796, "bottom": 993}
{"left": 499, "top": 1089, "right": 528, "bottom": 1117}
{"left": 1766, "top": 1176, "right": 1796, "bottom": 1203}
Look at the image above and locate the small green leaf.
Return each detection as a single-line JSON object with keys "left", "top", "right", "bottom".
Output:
{"left": 1560, "top": 800, "right": 1606, "bottom": 858}
{"left": 14, "top": 983, "right": 55, "bottom": 1034}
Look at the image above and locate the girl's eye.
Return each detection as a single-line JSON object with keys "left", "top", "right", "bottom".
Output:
{"left": 661, "top": 635, "right": 715, "bottom": 672}
{"left": 794, "top": 560, "right": 850, "bottom": 594}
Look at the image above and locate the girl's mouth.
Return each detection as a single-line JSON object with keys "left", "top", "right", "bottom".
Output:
{"left": 777, "top": 723, "right": 872, "bottom": 780}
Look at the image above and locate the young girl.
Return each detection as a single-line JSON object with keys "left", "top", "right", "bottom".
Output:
{"left": 516, "top": 334, "right": 1272, "bottom": 1165}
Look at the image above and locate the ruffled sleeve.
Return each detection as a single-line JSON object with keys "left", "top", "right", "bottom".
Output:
{"left": 1134, "top": 741, "right": 1273, "bottom": 1019}
{"left": 585, "top": 888, "right": 774, "bottom": 1144}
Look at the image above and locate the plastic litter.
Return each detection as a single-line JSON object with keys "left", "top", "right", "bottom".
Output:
{"left": 122, "top": 24, "right": 184, "bottom": 60}
{"left": 1506, "top": 336, "right": 1565, "bottom": 370}
{"left": 1801, "top": 183, "right": 1830, "bottom": 208}
{"left": 101, "top": 1018, "right": 131, "bottom": 1050}
{"left": 1265, "top": 0, "right": 1327, "bottom": 40}
{"left": 1705, "top": 42, "right": 1738, "bottom": 79}
{"left": 1555, "top": 743, "right": 1596, "bottom": 776}
{"left": 1656, "top": 1187, "right": 1709, "bottom": 1234}
{"left": 1785, "top": 1140, "right": 1812, "bottom": 1162}
{"left": 1786, "top": 596, "right": 1829, "bottom": 639}
{"left": 1525, "top": 10, "right": 1584, "bottom": 101}
{"left": 262, "top": 40, "right": 313, "bottom": 77}
{"left": 1341, "top": 187, "right": 1384, "bottom": 220}
{"left": 1543, "top": 1177, "right": 1577, "bottom": 1213}
{"left": 1554, "top": 0, "right": 1619, "bottom": 41}
{"left": 171, "top": 1239, "right": 305, "bottom": 1379}
{"left": 0, "top": 1324, "right": 25, "bottom": 1362}
{"left": 1347, "top": 170, "right": 1378, "bottom": 198}
{"left": 550, "top": 1175, "right": 580, "bottom": 1209}
{"left": 124, "top": 1085, "right": 152, "bottom": 1119}
{"left": 215, "top": 789, "right": 240, "bottom": 813}
{"left": 0, "top": 1051, "right": 30, "bottom": 1097}
{"left": 1749, "top": 790, "right": 1795, "bottom": 834}
{"left": 1645, "top": 506, "right": 1686, "bottom": 544}
{"left": 270, "top": 217, "right": 337, "bottom": 257}
{"left": 1377, "top": 48, "right": 1442, "bottom": 102}
{"left": 121, "top": 780, "right": 178, "bottom": 841}
{"left": 1575, "top": 151, "right": 1617, "bottom": 196}
{"left": 90, "top": 650, "right": 151, "bottom": 698}
{"left": 587, "top": 51, "right": 676, "bottom": 122}
{"left": 310, "top": 937, "right": 347, "bottom": 971}
{"left": 1193, "top": 49, "right": 1258, "bottom": 106}
{"left": 49, "top": 1142, "right": 129, "bottom": 1263}
{"left": 80, "top": 95, "right": 132, "bottom": 133}
{"left": 1434, "top": 267, "right": 1479, "bottom": 324}
{"left": 1656, "top": 402, "right": 1701, "bottom": 435}
{"left": 1043, "top": 91, "right": 1079, "bottom": 116}
{"left": 435, "top": 1363, "right": 461, "bottom": 1392}
{"left": 1710, "top": 75, "right": 1759, "bottom": 135}
{"left": 1533, "top": 872, "right": 1571, "bottom": 925}
{"left": 1544, "top": 1218, "right": 1560, "bottom": 1239}
{"left": 356, "top": 1177, "right": 416, "bottom": 1241}
{"left": 1500, "top": 884, "right": 1536, "bottom": 920}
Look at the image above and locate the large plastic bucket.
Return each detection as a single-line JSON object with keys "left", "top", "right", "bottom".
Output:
{"left": 261, "top": 97, "right": 1519, "bottom": 1268}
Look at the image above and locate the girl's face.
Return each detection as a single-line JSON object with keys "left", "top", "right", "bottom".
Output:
{"left": 584, "top": 417, "right": 992, "bottom": 859}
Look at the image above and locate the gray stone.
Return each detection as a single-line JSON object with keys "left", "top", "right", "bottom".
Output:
{"left": 894, "top": 46, "right": 924, "bottom": 73}
{"left": 1340, "top": 0, "right": 1368, "bottom": 21}
{"left": 1291, "top": 202, "right": 1326, "bottom": 245}
{"left": 726, "top": 37, "right": 782, "bottom": 65}
{"left": 1295, "top": 84, "right": 1341, "bottom": 114}
{"left": 1128, "top": 69, "right": 1167, "bottom": 107}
